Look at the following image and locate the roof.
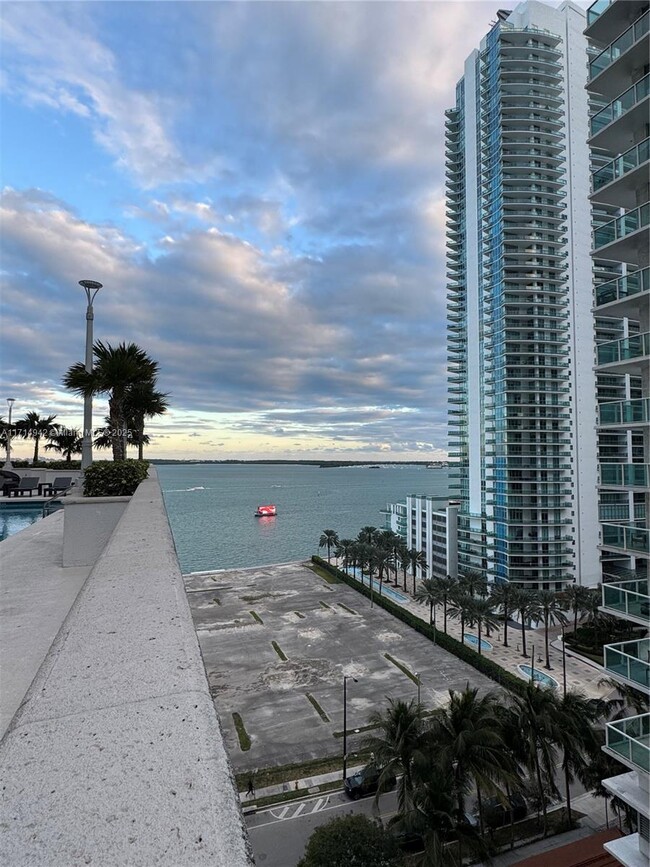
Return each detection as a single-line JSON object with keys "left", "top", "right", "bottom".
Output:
{"left": 514, "top": 829, "right": 625, "bottom": 867}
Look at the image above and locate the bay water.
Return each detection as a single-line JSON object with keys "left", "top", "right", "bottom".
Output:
{"left": 158, "top": 463, "right": 449, "bottom": 573}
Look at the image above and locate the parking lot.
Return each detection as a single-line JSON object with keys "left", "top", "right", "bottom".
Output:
{"left": 184, "top": 561, "right": 494, "bottom": 772}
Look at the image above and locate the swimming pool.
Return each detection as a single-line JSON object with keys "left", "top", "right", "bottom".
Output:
{"left": 517, "top": 664, "right": 559, "bottom": 690}
{"left": 464, "top": 633, "right": 493, "bottom": 651}
{"left": 0, "top": 505, "right": 44, "bottom": 541}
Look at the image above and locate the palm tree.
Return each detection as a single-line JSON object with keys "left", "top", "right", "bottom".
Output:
{"left": 555, "top": 691, "right": 605, "bottom": 829}
{"left": 357, "top": 526, "right": 378, "bottom": 546}
{"left": 560, "top": 584, "right": 590, "bottom": 637}
{"left": 507, "top": 684, "right": 561, "bottom": 836}
{"left": 62, "top": 341, "right": 159, "bottom": 461}
{"left": 537, "top": 590, "right": 568, "bottom": 669}
{"left": 512, "top": 589, "right": 541, "bottom": 659}
{"left": 372, "top": 547, "right": 393, "bottom": 596}
{"left": 94, "top": 416, "right": 140, "bottom": 453}
{"left": 490, "top": 581, "right": 517, "bottom": 648}
{"left": 398, "top": 544, "right": 411, "bottom": 592}
{"left": 319, "top": 529, "right": 339, "bottom": 563}
{"left": 44, "top": 430, "right": 83, "bottom": 464}
{"left": 335, "top": 538, "right": 355, "bottom": 571}
{"left": 16, "top": 412, "right": 58, "bottom": 464}
{"left": 437, "top": 576, "right": 457, "bottom": 634}
{"left": 458, "top": 568, "right": 487, "bottom": 599}
{"left": 465, "top": 597, "right": 500, "bottom": 657}
{"left": 431, "top": 685, "right": 515, "bottom": 837}
{"left": 123, "top": 382, "right": 169, "bottom": 460}
{"left": 364, "top": 698, "right": 426, "bottom": 816}
{"left": 414, "top": 579, "right": 441, "bottom": 626}
{"left": 448, "top": 590, "right": 473, "bottom": 645}
{"left": 407, "top": 548, "right": 427, "bottom": 595}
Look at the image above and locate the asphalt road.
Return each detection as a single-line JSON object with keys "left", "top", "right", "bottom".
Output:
{"left": 246, "top": 787, "right": 399, "bottom": 866}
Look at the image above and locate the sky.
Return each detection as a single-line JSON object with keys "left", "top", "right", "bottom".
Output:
{"left": 0, "top": 0, "right": 581, "bottom": 462}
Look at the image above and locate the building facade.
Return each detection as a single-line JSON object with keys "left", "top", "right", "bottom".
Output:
{"left": 585, "top": 1, "right": 649, "bottom": 864}
{"left": 446, "top": 0, "right": 600, "bottom": 589}
{"left": 382, "top": 495, "right": 459, "bottom": 581}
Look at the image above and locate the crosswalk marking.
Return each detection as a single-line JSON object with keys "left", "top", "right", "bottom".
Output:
{"left": 267, "top": 795, "right": 330, "bottom": 823}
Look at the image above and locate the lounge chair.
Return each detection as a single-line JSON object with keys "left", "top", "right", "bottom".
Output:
{"left": 39, "top": 477, "right": 73, "bottom": 496}
{"left": 8, "top": 477, "right": 39, "bottom": 497}
{"left": 0, "top": 470, "right": 20, "bottom": 496}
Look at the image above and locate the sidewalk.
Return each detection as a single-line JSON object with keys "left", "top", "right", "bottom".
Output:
{"left": 332, "top": 561, "right": 610, "bottom": 701}
{"left": 239, "top": 763, "right": 364, "bottom": 808}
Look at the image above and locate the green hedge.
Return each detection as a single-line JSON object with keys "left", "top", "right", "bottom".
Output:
{"left": 311, "top": 556, "right": 528, "bottom": 698}
{"left": 83, "top": 460, "right": 150, "bottom": 497}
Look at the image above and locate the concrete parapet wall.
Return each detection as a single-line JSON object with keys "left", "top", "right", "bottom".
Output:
{"left": 0, "top": 474, "right": 253, "bottom": 865}
{"left": 62, "top": 495, "right": 130, "bottom": 567}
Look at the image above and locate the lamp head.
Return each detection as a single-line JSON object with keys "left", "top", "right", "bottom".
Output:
{"left": 6, "top": 398, "right": 15, "bottom": 407}
{"left": 78, "top": 280, "right": 103, "bottom": 291}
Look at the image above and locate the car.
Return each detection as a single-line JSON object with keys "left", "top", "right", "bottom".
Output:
{"left": 343, "top": 766, "right": 396, "bottom": 800}
{"left": 481, "top": 793, "right": 527, "bottom": 828}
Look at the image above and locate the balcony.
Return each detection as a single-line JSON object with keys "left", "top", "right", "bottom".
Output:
{"left": 601, "top": 523, "right": 650, "bottom": 556}
{"left": 596, "top": 334, "right": 650, "bottom": 375}
{"left": 591, "top": 137, "right": 650, "bottom": 208}
{"left": 601, "top": 578, "right": 650, "bottom": 624}
{"left": 600, "top": 463, "right": 649, "bottom": 488}
{"left": 589, "top": 73, "right": 650, "bottom": 150}
{"left": 604, "top": 713, "right": 650, "bottom": 774}
{"left": 588, "top": 10, "right": 650, "bottom": 96}
{"left": 587, "top": 0, "right": 613, "bottom": 27}
{"left": 604, "top": 638, "right": 650, "bottom": 692}
{"left": 594, "top": 267, "right": 649, "bottom": 314}
{"left": 593, "top": 202, "right": 650, "bottom": 266}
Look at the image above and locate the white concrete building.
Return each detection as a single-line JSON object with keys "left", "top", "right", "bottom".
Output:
{"left": 446, "top": 1, "right": 600, "bottom": 589}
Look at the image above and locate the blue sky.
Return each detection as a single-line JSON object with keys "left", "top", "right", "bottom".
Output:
{"left": 1, "top": 0, "right": 575, "bottom": 461}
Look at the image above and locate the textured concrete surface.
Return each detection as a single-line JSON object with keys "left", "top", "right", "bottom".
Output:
{"left": 0, "top": 509, "right": 91, "bottom": 737}
{"left": 184, "top": 562, "right": 495, "bottom": 772}
{"left": 0, "top": 474, "right": 252, "bottom": 866}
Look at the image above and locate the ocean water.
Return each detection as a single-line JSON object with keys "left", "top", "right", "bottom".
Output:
{"left": 157, "top": 464, "right": 449, "bottom": 573}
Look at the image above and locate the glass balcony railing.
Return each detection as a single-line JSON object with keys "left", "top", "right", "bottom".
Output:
{"left": 591, "top": 74, "right": 650, "bottom": 137}
{"left": 587, "top": 0, "right": 612, "bottom": 26}
{"left": 595, "top": 268, "right": 649, "bottom": 307}
{"left": 600, "top": 463, "right": 649, "bottom": 487}
{"left": 589, "top": 10, "right": 649, "bottom": 80}
{"left": 602, "top": 579, "right": 650, "bottom": 621}
{"left": 594, "top": 202, "right": 650, "bottom": 250}
{"left": 597, "top": 333, "right": 650, "bottom": 365}
{"left": 593, "top": 138, "right": 650, "bottom": 193}
{"left": 604, "top": 638, "right": 650, "bottom": 690}
{"left": 602, "top": 523, "right": 650, "bottom": 555}
{"left": 605, "top": 713, "right": 650, "bottom": 773}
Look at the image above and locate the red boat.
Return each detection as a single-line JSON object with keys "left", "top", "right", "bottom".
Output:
{"left": 255, "top": 504, "right": 277, "bottom": 517}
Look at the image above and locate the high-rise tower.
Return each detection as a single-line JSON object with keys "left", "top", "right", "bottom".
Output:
{"left": 446, "top": 1, "right": 599, "bottom": 589}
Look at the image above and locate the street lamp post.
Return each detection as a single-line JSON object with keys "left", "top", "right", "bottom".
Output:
{"left": 561, "top": 624, "right": 567, "bottom": 697}
{"left": 415, "top": 671, "right": 421, "bottom": 706}
{"left": 3, "top": 398, "right": 15, "bottom": 469}
{"left": 79, "top": 280, "right": 103, "bottom": 471}
{"left": 342, "top": 675, "right": 357, "bottom": 782}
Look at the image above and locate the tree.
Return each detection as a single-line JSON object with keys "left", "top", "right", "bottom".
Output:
{"left": 437, "top": 576, "right": 457, "bottom": 634}
{"left": 334, "top": 538, "right": 355, "bottom": 571}
{"left": 560, "top": 584, "right": 590, "bottom": 637}
{"left": 372, "top": 547, "right": 393, "bottom": 597}
{"left": 407, "top": 548, "right": 427, "bottom": 595}
{"left": 490, "top": 581, "right": 517, "bottom": 648}
{"left": 94, "top": 416, "right": 140, "bottom": 453}
{"left": 458, "top": 568, "right": 487, "bottom": 599}
{"left": 507, "top": 684, "right": 561, "bottom": 836}
{"left": 297, "top": 814, "right": 402, "bottom": 867}
{"left": 364, "top": 698, "right": 426, "bottom": 816}
{"left": 465, "top": 597, "right": 500, "bottom": 656}
{"left": 512, "top": 589, "right": 541, "bottom": 659}
{"left": 414, "top": 579, "right": 441, "bottom": 626}
{"left": 358, "top": 526, "right": 378, "bottom": 546}
{"left": 448, "top": 590, "right": 473, "bottom": 645}
{"left": 123, "top": 382, "right": 169, "bottom": 460}
{"left": 431, "top": 685, "right": 514, "bottom": 837}
{"left": 44, "top": 430, "right": 83, "bottom": 464}
{"left": 537, "top": 591, "right": 568, "bottom": 670}
{"left": 15, "top": 412, "right": 58, "bottom": 464}
{"left": 319, "top": 529, "right": 339, "bottom": 563}
{"left": 62, "top": 341, "right": 159, "bottom": 461}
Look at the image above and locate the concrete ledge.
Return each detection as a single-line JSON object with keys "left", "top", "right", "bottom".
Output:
{"left": 63, "top": 496, "right": 131, "bottom": 567}
{"left": 0, "top": 474, "right": 253, "bottom": 865}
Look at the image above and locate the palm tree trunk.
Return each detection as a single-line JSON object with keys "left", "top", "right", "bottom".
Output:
{"left": 444, "top": 599, "right": 448, "bottom": 634}
{"left": 478, "top": 618, "right": 483, "bottom": 656}
{"left": 461, "top": 613, "right": 465, "bottom": 644}
{"left": 412, "top": 570, "right": 416, "bottom": 596}
{"left": 33, "top": 436, "right": 39, "bottom": 464}
{"left": 521, "top": 610, "right": 528, "bottom": 658}
{"left": 503, "top": 604, "right": 509, "bottom": 647}
{"left": 138, "top": 436, "right": 144, "bottom": 461}
{"left": 476, "top": 784, "right": 484, "bottom": 837}
{"left": 544, "top": 615, "right": 551, "bottom": 669}
{"left": 429, "top": 601, "right": 433, "bottom": 626}
{"left": 574, "top": 606, "right": 578, "bottom": 637}
{"left": 534, "top": 751, "right": 548, "bottom": 836}
{"left": 564, "top": 763, "right": 572, "bottom": 830}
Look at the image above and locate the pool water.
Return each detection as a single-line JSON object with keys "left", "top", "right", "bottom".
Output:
{"left": 518, "top": 664, "right": 559, "bottom": 689}
{"left": 0, "top": 506, "right": 44, "bottom": 541}
{"left": 464, "top": 633, "right": 493, "bottom": 651}
{"left": 347, "top": 567, "right": 408, "bottom": 603}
